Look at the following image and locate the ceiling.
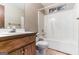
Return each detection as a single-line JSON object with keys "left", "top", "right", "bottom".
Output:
{"left": 14, "top": 3, "right": 54, "bottom": 10}
{"left": 11, "top": 3, "right": 53, "bottom": 10}
{"left": 41, "top": 3, "right": 53, "bottom": 7}
{"left": 41, "top": 3, "right": 67, "bottom": 8}
{"left": 2, "top": 3, "right": 68, "bottom": 11}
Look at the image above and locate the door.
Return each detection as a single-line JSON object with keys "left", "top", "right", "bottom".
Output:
{"left": 0, "top": 5, "right": 4, "bottom": 28}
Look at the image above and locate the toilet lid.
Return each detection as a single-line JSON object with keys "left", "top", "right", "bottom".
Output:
{"left": 36, "top": 41, "right": 48, "bottom": 46}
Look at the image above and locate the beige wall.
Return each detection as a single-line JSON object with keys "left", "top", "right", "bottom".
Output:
{"left": 24, "top": 3, "right": 43, "bottom": 32}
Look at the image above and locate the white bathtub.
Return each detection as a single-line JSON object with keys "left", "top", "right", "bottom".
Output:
{"left": 45, "top": 38, "right": 78, "bottom": 55}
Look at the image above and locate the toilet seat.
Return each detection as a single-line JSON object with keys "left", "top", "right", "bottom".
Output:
{"left": 36, "top": 41, "right": 48, "bottom": 46}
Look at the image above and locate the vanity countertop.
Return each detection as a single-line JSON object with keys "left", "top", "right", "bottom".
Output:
{"left": 0, "top": 32, "right": 34, "bottom": 37}
{"left": 0, "top": 32, "right": 36, "bottom": 41}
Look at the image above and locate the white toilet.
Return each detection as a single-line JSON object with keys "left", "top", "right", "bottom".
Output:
{"left": 36, "top": 33, "right": 48, "bottom": 55}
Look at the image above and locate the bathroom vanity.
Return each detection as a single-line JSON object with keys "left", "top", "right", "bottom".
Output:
{"left": 0, "top": 4, "right": 36, "bottom": 55}
{"left": 0, "top": 32, "right": 36, "bottom": 55}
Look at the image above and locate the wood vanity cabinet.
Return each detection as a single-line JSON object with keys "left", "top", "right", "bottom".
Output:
{"left": 9, "top": 42, "right": 36, "bottom": 55}
{"left": 0, "top": 33, "right": 36, "bottom": 55}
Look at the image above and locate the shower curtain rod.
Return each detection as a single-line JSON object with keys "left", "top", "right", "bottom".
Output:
{"left": 37, "top": 4, "right": 66, "bottom": 11}
{"left": 38, "top": 4, "right": 54, "bottom": 11}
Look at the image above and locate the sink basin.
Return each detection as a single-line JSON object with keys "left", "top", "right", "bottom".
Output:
{"left": 0, "top": 29, "right": 34, "bottom": 37}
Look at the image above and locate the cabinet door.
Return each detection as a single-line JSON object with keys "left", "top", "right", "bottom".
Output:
{"left": 24, "top": 42, "right": 36, "bottom": 55}
{"left": 30, "top": 36, "right": 36, "bottom": 55}
{"left": 9, "top": 48, "right": 24, "bottom": 55}
{"left": 31, "top": 42, "right": 36, "bottom": 55}
{"left": 24, "top": 44, "right": 32, "bottom": 55}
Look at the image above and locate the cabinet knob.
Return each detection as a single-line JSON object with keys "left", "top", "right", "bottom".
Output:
{"left": 21, "top": 48, "right": 25, "bottom": 55}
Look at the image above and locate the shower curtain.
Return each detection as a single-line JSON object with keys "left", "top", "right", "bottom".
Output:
{"left": 44, "top": 8, "right": 78, "bottom": 54}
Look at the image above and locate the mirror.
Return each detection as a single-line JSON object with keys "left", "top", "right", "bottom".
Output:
{"left": 0, "top": 3, "right": 25, "bottom": 28}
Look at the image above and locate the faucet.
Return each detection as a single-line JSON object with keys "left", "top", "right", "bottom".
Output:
{"left": 9, "top": 26, "right": 16, "bottom": 33}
